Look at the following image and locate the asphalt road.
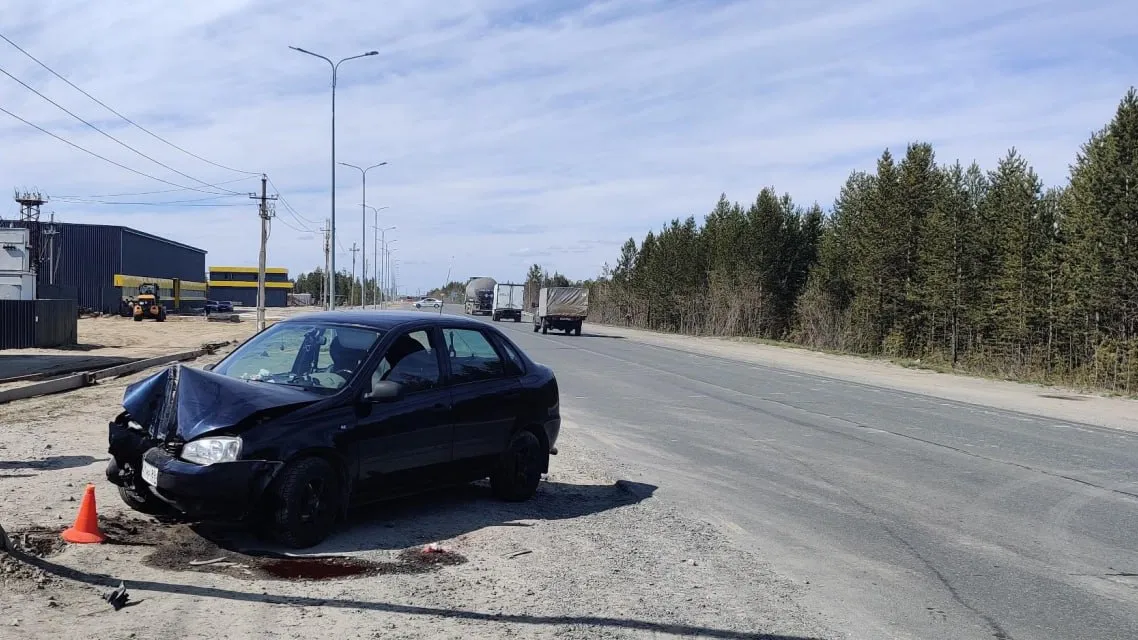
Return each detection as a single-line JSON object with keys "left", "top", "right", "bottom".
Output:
{"left": 445, "top": 307, "right": 1138, "bottom": 640}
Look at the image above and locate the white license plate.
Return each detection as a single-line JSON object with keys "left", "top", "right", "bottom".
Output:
{"left": 140, "top": 461, "right": 159, "bottom": 486}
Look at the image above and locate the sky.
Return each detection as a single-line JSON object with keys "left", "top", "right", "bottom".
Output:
{"left": 1, "top": 0, "right": 1134, "bottom": 295}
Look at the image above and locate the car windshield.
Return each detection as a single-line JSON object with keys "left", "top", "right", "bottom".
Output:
{"left": 211, "top": 322, "right": 383, "bottom": 394}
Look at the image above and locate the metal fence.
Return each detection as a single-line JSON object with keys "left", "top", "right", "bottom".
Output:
{"left": 0, "top": 299, "right": 78, "bottom": 349}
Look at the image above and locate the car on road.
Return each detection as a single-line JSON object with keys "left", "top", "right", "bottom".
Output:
{"left": 414, "top": 297, "right": 442, "bottom": 309}
{"left": 105, "top": 311, "right": 562, "bottom": 548}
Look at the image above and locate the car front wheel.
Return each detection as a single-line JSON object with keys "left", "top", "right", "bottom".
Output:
{"left": 490, "top": 430, "right": 545, "bottom": 501}
{"left": 268, "top": 457, "right": 341, "bottom": 548}
{"left": 117, "top": 475, "right": 173, "bottom": 516}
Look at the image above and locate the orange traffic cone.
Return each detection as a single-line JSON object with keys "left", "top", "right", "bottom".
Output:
{"left": 61, "top": 484, "right": 105, "bottom": 544}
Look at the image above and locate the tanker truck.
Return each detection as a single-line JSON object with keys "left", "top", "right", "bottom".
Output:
{"left": 463, "top": 276, "right": 497, "bottom": 315}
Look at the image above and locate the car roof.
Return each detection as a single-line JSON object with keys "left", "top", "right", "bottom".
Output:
{"left": 281, "top": 310, "right": 492, "bottom": 332}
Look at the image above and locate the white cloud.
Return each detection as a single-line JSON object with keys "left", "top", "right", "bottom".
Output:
{"left": 1, "top": 0, "right": 1134, "bottom": 293}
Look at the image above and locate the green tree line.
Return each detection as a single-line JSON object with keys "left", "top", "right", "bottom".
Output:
{"left": 591, "top": 88, "right": 1138, "bottom": 392}
{"left": 293, "top": 268, "right": 387, "bottom": 306}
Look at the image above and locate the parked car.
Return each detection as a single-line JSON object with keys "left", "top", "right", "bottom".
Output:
{"left": 105, "top": 311, "right": 561, "bottom": 548}
{"left": 414, "top": 297, "right": 442, "bottom": 309}
{"left": 204, "top": 300, "right": 234, "bottom": 314}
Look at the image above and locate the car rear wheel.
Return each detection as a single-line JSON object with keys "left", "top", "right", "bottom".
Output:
{"left": 269, "top": 457, "right": 341, "bottom": 549}
{"left": 490, "top": 430, "right": 545, "bottom": 502}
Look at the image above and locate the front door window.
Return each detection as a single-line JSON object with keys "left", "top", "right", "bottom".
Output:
{"left": 370, "top": 330, "right": 440, "bottom": 394}
{"left": 442, "top": 328, "right": 506, "bottom": 384}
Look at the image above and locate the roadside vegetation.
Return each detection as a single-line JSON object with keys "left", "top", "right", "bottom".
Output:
{"left": 586, "top": 88, "right": 1138, "bottom": 395}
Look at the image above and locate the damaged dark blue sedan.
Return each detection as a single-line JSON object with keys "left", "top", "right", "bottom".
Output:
{"left": 106, "top": 311, "right": 561, "bottom": 548}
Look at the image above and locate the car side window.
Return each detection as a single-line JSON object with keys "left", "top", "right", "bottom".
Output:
{"left": 442, "top": 328, "right": 506, "bottom": 384}
{"left": 370, "top": 330, "right": 440, "bottom": 394}
{"left": 495, "top": 336, "right": 526, "bottom": 375}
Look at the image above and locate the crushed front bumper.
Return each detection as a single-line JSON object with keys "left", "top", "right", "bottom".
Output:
{"left": 106, "top": 422, "right": 281, "bottom": 520}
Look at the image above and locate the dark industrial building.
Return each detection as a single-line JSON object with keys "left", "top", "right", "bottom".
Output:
{"left": 208, "top": 266, "right": 293, "bottom": 307}
{"left": 0, "top": 220, "right": 208, "bottom": 314}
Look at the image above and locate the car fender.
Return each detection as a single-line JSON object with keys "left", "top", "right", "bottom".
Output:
{"left": 268, "top": 446, "right": 356, "bottom": 517}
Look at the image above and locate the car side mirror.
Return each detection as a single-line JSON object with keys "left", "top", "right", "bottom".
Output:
{"left": 363, "top": 380, "right": 403, "bottom": 403}
{"left": 202, "top": 363, "right": 215, "bottom": 372}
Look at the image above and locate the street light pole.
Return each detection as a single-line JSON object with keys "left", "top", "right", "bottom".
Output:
{"left": 392, "top": 260, "right": 400, "bottom": 300}
{"left": 385, "top": 244, "right": 399, "bottom": 303}
{"left": 377, "top": 226, "right": 395, "bottom": 306}
{"left": 339, "top": 162, "right": 386, "bottom": 308}
{"left": 289, "top": 45, "right": 378, "bottom": 310}
{"left": 364, "top": 206, "right": 389, "bottom": 309}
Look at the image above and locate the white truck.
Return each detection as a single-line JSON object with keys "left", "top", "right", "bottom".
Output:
{"left": 491, "top": 283, "right": 525, "bottom": 322}
{"left": 532, "top": 286, "right": 589, "bottom": 336}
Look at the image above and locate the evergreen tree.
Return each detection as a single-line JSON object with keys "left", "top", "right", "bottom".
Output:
{"left": 985, "top": 149, "right": 1047, "bottom": 353}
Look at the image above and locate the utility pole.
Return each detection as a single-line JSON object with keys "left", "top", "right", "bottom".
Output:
{"left": 441, "top": 255, "right": 453, "bottom": 315}
{"left": 42, "top": 213, "right": 60, "bottom": 285}
{"left": 250, "top": 174, "right": 278, "bottom": 331}
{"left": 348, "top": 242, "right": 359, "bottom": 307}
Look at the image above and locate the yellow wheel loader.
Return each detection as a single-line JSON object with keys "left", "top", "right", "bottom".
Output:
{"left": 132, "top": 283, "right": 167, "bottom": 322}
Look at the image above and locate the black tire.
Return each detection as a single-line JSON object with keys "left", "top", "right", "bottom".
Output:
{"left": 117, "top": 480, "right": 172, "bottom": 516}
{"left": 133, "top": 315, "right": 143, "bottom": 322}
{"left": 490, "top": 430, "right": 546, "bottom": 501}
{"left": 156, "top": 310, "right": 167, "bottom": 322}
{"left": 268, "top": 457, "right": 341, "bottom": 549}
{"left": 574, "top": 323, "right": 582, "bottom": 336}
{"left": 541, "top": 322, "right": 548, "bottom": 334}
{"left": 514, "top": 316, "right": 521, "bottom": 323}
{"left": 492, "top": 313, "right": 499, "bottom": 321}
{"left": 532, "top": 322, "right": 539, "bottom": 333}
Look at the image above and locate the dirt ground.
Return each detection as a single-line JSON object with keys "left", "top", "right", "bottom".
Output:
{"left": 0, "top": 317, "right": 830, "bottom": 639}
{"left": 580, "top": 321, "right": 1138, "bottom": 434}
{"left": 0, "top": 315, "right": 259, "bottom": 384}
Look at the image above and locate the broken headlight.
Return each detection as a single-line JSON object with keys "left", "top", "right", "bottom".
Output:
{"left": 180, "top": 437, "right": 242, "bottom": 466}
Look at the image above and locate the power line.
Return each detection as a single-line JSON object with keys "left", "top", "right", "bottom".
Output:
{"left": 274, "top": 215, "right": 315, "bottom": 233}
{"left": 266, "top": 176, "right": 319, "bottom": 224}
{"left": 0, "top": 105, "right": 240, "bottom": 194}
{"left": 52, "top": 198, "right": 249, "bottom": 207}
{"left": 0, "top": 30, "right": 258, "bottom": 176}
{"left": 0, "top": 64, "right": 243, "bottom": 195}
{"left": 265, "top": 176, "right": 318, "bottom": 232}
{"left": 52, "top": 176, "right": 255, "bottom": 199}
{"left": 54, "top": 193, "right": 238, "bottom": 205}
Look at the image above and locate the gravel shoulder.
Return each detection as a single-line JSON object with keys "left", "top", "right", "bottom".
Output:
{"left": 581, "top": 321, "right": 1138, "bottom": 433}
{"left": 0, "top": 326, "right": 834, "bottom": 639}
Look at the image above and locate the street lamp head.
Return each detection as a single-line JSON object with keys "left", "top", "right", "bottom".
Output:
{"left": 365, "top": 51, "right": 379, "bottom": 56}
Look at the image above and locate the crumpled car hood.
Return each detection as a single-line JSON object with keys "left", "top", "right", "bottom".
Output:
{"left": 122, "top": 364, "right": 319, "bottom": 441}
